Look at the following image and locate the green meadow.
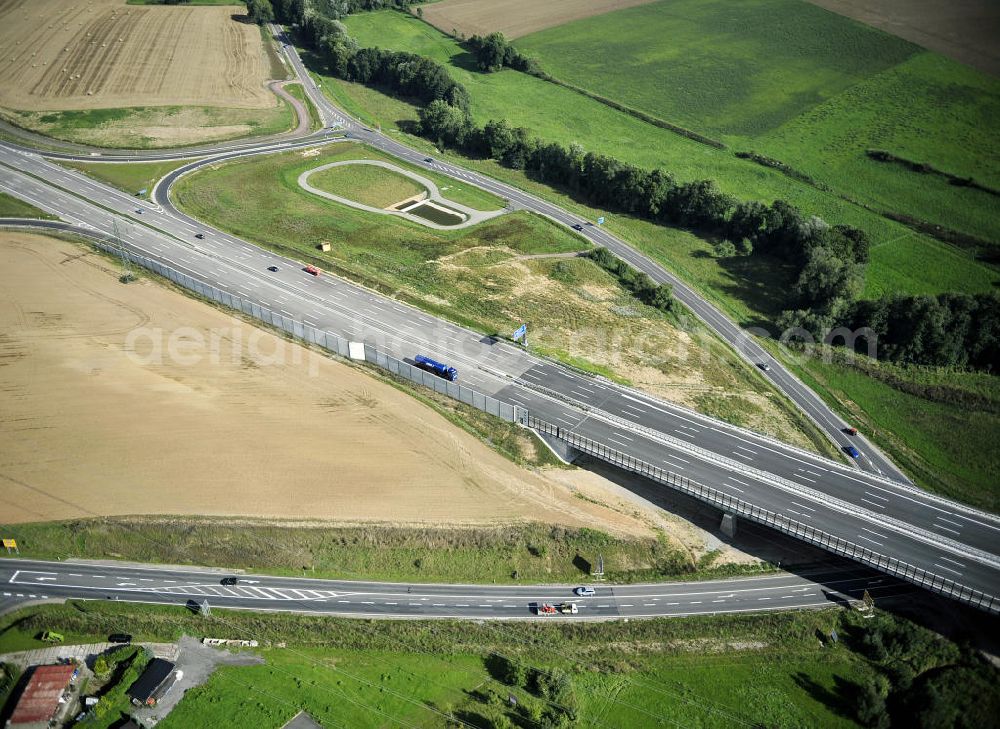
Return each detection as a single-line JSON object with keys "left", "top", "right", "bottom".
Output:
{"left": 340, "top": 9, "right": 999, "bottom": 307}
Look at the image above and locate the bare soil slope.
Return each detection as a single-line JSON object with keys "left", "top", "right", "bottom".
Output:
{"left": 0, "top": 232, "right": 659, "bottom": 536}
{"left": 0, "top": 0, "right": 275, "bottom": 111}
{"left": 420, "top": 0, "right": 658, "bottom": 40}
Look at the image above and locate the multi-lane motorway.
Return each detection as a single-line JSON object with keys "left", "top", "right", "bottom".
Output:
{"left": 1, "top": 29, "right": 998, "bottom": 613}
{"left": 0, "top": 559, "right": 911, "bottom": 621}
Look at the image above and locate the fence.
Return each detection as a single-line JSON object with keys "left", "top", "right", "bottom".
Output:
{"left": 80, "top": 230, "right": 998, "bottom": 616}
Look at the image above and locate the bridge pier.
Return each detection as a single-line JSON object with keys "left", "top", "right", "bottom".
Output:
{"left": 533, "top": 429, "right": 582, "bottom": 465}
{"left": 720, "top": 513, "right": 737, "bottom": 538}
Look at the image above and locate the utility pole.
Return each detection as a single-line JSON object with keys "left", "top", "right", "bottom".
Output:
{"left": 112, "top": 219, "right": 135, "bottom": 283}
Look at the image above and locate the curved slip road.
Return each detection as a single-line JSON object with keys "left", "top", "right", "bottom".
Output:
{"left": 0, "top": 558, "right": 913, "bottom": 621}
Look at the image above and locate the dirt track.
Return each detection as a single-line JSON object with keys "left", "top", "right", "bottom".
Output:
{"left": 0, "top": 0, "right": 276, "bottom": 111}
{"left": 0, "top": 232, "right": 668, "bottom": 538}
{"left": 420, "top": 0, "right": 658, "bottom": 40}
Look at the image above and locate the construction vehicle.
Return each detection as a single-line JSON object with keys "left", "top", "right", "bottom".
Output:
{"left": 537, "top": 603, "right": 557, "bottom": 615}
{"left": 414, "top": 354, "right": 458, "bottom": 381}
{"left": 40, "top": 631, "right": 64, "bottom": 643}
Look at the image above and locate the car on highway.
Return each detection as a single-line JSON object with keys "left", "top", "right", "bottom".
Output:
{"left": 108, "top": 633, "right": 132, "bottom": 644}
{"left": 559, "top": 602, "right": 578, "bottom": 614}
{"left": 194, "top": 233, "right": 205, "bottom": 239}
{"left": 843, "top": 427, "right": 858, "bottom": 436}
{"left": 574, "top": 586, "right": 596, "bottom": 597}
{"left": 571, "top": 224, "right": 584, "bottom": 231}
{"left": 844, "top": 445, "right": 861, "bottom": 459}
{"left": 220, "top": 577, "right": 241, "bottom": 586}
{"left": 424, "top": 157, "right": 434, "bottom": 163}
{"left": 304, "top": 265, "right": 320, "bottom": 276}
{"left": 757, "top": 362, "right": 771, "bottom": 372}
{"left": 134, "top": 208, "right": 143, "bottom": 214}
{"left": 267, "top": 265, "right": 279, "bottom": 272}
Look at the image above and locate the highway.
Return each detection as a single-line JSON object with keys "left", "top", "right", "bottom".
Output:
{"left": 0, "top": 32, "right": 998, "bottom": 612}
{"left": 0, "top": 559, "right": 912, "bottom": 621}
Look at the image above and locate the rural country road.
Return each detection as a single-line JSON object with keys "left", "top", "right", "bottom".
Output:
{"left": 0, "top": 558, "right": 912, "bottom": 621}
{"left": 1, "top": 33, "right": 998, "bottom": 613}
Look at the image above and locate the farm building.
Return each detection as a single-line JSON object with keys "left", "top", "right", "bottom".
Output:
{"left": 128, "top": 658, "right": 179, "bottom": 707}
{"left": 6, "top": 663, "right": 77, "bottom": 728}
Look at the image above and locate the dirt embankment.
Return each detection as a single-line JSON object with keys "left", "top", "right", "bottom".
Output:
{"left": 0, "top": 232, "right": 675, "bottom": 540}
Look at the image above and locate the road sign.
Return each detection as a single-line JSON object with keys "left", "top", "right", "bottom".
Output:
{"left": 597, "top": 216, "right": 605, "bottom": 225}
{"left": 512, "top": 324, "right": 527, "bottom": 343}
{"left": 2, "top": 539, "right": 16, "bottom": 549}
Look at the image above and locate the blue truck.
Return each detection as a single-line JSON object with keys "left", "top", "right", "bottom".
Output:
{"left": 414, "top": 354, "right": 458, "bottom": 381}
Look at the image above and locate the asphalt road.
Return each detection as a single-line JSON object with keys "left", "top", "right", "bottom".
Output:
{"left": 0, "top": 33, "right": 998, "bottom": 610}
{"left": 0, "top": 558, "right": 912, "bottom": 621}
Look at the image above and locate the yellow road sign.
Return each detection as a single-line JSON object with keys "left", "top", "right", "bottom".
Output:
{"left": 2, "top": 539, "right": 16, "bottom": 549}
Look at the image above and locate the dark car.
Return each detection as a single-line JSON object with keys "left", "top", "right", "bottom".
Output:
{"left": 757, "top": 362, "right": 771, "bottom": 372}
{"left": 424, "top": 157, "right": 434, "bottom": 163}
{"left": 221, "top": 577, "right": 240, "bottom": 586}
{"left": 571, "top": 224, "right": 584, "bottom": 231}
{"left": 108, "top": 633, "right": 132, "bottom": 644}
{"left": 267, "top": 265, "right": 279, "bottom": 272}
{"left": 194, "top": 233, "right": 205, "bottom": 239}
{"left": 843, "top": 427, "right": 858, "bottom": 436}
{"left": 844, "top": 445, "right": 861, "bottom": 459}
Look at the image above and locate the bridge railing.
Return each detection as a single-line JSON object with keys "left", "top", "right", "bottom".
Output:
{"left": 70, "top": 228, "right": 997, "bottom": 616}
{"left": 523, "top": 415, "right": 998, "bottom": 615}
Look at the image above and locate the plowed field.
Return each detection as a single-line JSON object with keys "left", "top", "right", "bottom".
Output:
{"left": 0, "top": 0, "right": 275, "bottom": 112}
{"left": 420, "top": 0, "right": 658, "bottom": 40}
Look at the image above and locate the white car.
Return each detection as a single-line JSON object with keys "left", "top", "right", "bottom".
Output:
{"left": 574, "top": 586, "right": 596, "bottom": 597}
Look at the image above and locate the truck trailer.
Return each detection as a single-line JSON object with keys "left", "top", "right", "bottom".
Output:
{"left": 414, "top": 354, "right": 458, "bottom": 381}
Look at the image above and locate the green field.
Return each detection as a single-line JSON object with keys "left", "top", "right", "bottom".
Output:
{"left": 513, "top": 0, "right": 1000, "bottom": 246}
{"left": 61, "top": 159, "right": 193, "bottom": 198}
{"left": 309, "top": 162, "right": 428, "bottom": 208}
{"left": 775, "top": 349, "right": 1000, "bottom": 512}
{"left": 0, "top": 192, "right": 55, "bottom": 219}
{"left": 283, "top": 82, "right": 321, "bottom": 131}
{"left": 0, "top": 600, "right": 940, "bottom": 729}
{"left": 173, "top": 142, "right": 835, "bottom": 448}
{"left": 340, "top": 10, "right": 999, "bottom": 301}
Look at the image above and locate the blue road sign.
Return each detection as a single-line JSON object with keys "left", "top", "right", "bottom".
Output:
{"left": 597, "top": 216, "right": 605, "bottom": 225}
{"left": 512, "top": 324, "right": 527, "bottom": 341}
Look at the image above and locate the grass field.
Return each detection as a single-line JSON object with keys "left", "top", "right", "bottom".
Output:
{"left": 173, "top": 142, "right": 831, "bottom": 447}
{"left": 0, "top": 102, "right": 296, "bottom": 149}
{"left": 61, "top": 159, "right": 193, "bottom": 198}
{"left": 0, "top": 600, "right": 903, "bottom": 729}
{"left": 0, "top": 519, "right": 709, "bottom": 585}
{"left": 283, "top": 82, "right": 321, "bottom": 131}
{"left": 774, "top": 348, "right": 1000, "bottom": 512}
{"left": 0, "top": 192, "right": 54, "bottom": 219}
{"left": 341, "top": 10, "right": 999, "bottom": 300}
{"left": 309, "top": 162, "right": 428, "bottom": 208}
{"left": 513, "top": 0, "right": 1000, "bottom": 246}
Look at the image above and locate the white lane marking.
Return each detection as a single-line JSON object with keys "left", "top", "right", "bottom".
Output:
{"left": 863, "top": 491, "right": 889, "bottom": 502}
{"left": 789, "top": 501, "right": 815, "bottom": 512}
{"left": 934, "top": 563, "right": 963, "bottom": 576}
{"left": 860, "top": 498, "right": 886, "bottom": 509}
{"left": 938, "top": 556, "right": 966, "bottom": 567}
{"left": 858, "top": 535, "right": 883, "bottom": 546}
{"left": 933, "top": 524, "right": 961, "bottom": 536}
{"left": 733, "top": 451, "right": 754, "bottom": 461}
{"left": 862, "top": 527, "right": 888, "bottom": 539}
{"left": 735, "top": 445, "right": 756, "bottom": 453}
{"left": 935, "top": 516, "right": 963, "bottom": 528}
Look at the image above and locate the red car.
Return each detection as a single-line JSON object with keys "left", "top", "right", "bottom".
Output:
{"left": 304, "top": 265, "right": 320, "bottom": 276}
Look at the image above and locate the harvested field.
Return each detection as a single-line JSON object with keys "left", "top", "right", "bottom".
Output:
{"left": 807, "top": 0, "right": 1000, "bottom": 76}
{"left": 0, "top": 232, "right": 667, "bottom": 539}
{"left": 0, "top": 0, "right": 275, "bottom": 112}
{"left": 419, "top": 0, "right": 658, "bottom": 40}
